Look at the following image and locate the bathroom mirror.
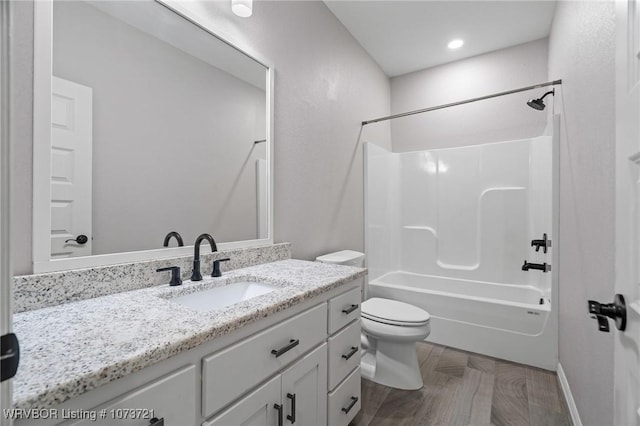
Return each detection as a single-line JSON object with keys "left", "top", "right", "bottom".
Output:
{"left": 32, "top": 0, "right": 274, "bottom": 273}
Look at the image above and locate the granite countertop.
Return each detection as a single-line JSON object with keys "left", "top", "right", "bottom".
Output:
{"left": 12, "top": 259, "right": 366, "bottom": 411}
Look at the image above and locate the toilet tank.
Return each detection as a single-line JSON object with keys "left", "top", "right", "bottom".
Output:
{"left": 315, "top": 250, "right": 365, "bottom": 267}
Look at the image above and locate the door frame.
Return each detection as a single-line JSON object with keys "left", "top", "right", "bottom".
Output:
{"left": 32, "top": 0, "right": 52, "bottom": 271}
{"left": 614, "top": 1, "right": 640, "bottom": 425}
{"left": 1, "top": 0, "right": 13, "bottom": 423}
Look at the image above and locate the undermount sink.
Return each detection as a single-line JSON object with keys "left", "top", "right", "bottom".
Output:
{"left": 169, "top": 281, "right": 278, "bottom": 312}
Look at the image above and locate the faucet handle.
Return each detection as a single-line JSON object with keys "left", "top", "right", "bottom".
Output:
{"left": 212, "top": 258, "right": 231, "bottom": 277}
{"left": 531, "top": 233, "right": 551, "bottom": 253}
{"left": 156, "top": 266, "right": 182, "bottom": 286}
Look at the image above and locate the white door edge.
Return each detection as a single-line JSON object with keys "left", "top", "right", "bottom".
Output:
{"left": 1, "top": 0, "right": 13, "bottom": 423}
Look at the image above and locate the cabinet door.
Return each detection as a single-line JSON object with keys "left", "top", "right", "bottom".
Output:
{"left": 204, "top": 375, "right": 281, "bottom": 426}
{"left": 65, "top": 365, "right": 197, "bottom": 426}
{"left": 281, "top": 344, "right": 327, "bottom": 426}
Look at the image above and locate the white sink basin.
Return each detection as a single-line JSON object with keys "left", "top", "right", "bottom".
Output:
{"left": 170, "top": 281, "right": 278, "bottom": 312}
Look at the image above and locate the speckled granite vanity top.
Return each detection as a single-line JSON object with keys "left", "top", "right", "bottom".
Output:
{"left": 12, "top": 259, "right": 366, "bottom": 411}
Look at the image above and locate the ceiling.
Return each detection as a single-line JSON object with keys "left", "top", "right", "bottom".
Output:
{"left": 324, "top": 1, "right": 557, "bottom": 77}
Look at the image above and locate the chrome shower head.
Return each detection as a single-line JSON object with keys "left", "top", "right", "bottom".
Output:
{"left": 527, "top": 89, "right": 555, "bottom": 111}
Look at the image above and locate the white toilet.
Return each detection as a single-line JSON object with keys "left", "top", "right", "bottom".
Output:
{"left": 316, "top": 250, "right": 431, "bottom": 390}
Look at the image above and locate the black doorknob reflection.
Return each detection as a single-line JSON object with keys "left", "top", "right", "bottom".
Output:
{"left": 65, "top": 235, "right": 88, "bottom": 245}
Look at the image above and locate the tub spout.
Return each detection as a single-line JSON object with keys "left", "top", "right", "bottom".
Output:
{"left": 522, "top": 260, "right": 550, "bottom": 273}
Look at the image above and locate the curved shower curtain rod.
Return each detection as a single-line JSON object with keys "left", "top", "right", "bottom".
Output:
{"left": 361, "top": 79, "right": 562, "bottom": 126}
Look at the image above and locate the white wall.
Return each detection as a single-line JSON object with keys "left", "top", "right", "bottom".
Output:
{"left": 548, "top": 1, "right": 616, "bottom": 425}
{"left": 389, "top": 38, "right": 548, "bottom": 152}
{"left": 172, "top": 1, "right": 392, "bottom": 262}
{"left": 10, "top": 1, "right": 391, "bottom": 273}
{"left": 53, "top": 1, "right": 266, "bottom": 254}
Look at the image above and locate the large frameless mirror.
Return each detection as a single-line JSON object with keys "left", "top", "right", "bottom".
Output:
{"left": 32, "top": 0, "right": 273, "bottom": 272}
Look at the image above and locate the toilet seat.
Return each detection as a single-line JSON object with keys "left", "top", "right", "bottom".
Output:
{"left": 361, "top": 298, "right": 430, "bottom": 327}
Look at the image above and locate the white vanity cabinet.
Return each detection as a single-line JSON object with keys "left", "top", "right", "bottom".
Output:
{"left": 25, "top": 279, "right": 362, "bottom": 426}
{"left": 205, "top": 344, "right": 327, "bottom": 426}
{"left": 202, "top": 282, "right": 362, "bottom": 426}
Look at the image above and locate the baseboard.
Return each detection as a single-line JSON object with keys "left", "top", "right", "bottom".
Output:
{"left": 557, "top": 362, "right": 582, "bottom": 426}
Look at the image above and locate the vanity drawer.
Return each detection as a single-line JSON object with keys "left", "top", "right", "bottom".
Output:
{"left": 328, "top": 367, "right": 361, "bottom": 426}
{"left": 65, "top": 365, "right": 197, "bottom": 426}
{"left": 202, "top": 303, "right": 327, "bottom": 418}
{"left": 328, "top": 319, "right": 361, "bottom": 390}
{"left": 328, "top": 287, "right": 361, "bottom": 334}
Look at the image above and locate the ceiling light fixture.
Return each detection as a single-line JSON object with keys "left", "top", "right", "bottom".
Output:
{"left": 447, "top": 39, "right": 464, "bottom": 49}
{"left": 232, "top": 0, "right": 253, "bottom": 17}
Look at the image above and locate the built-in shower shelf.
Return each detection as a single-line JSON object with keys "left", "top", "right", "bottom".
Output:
{"left": 402, "top": 225, "right": 438, "bottom": 237}
{"left": 403, "top": 225, "right": 436, "bottom": 230}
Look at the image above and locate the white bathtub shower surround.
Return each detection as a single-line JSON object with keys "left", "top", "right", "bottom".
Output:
{"left": 367, "top": 138, "right": 552, "bottom": 288}
{"left": 364, "top": 120, "right": 558, "bottom": 369}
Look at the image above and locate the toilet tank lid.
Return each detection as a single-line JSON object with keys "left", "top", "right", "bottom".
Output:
{"left": 315, "top": 250, "right": 365, "bottom": 264}
{"left": 362, "top": 298, "right": 430, "bottom": 324}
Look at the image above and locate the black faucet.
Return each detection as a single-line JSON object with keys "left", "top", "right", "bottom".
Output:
{"left": 191, "top": 233, "right": 217, "bottom": 281}
{"left": 522, "top": 260, "right": 550, "bottom": 272}
{"left": 163, "top": 231, "right": 184, "bottom": 247}
{"left": 531, "top": 233, "right": 551, "bottom": 253}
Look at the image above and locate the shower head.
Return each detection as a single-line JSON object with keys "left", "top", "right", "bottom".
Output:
{"left": 527, "top": 89, "right": 555, "bottom": 111}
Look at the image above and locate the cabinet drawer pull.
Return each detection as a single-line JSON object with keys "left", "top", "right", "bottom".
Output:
{"left": 341, "top": 304, "right": 359, "bottom": 315}
{"left": 149, "top": 418, "right": 164, "bottom": 426}
{"left": 271, "top": 339, "right": 299, "bottom": 357}
{"left": 287, "top": 393, "right": 296, "bottom": 423}
{"left": 274, "top": 403, "right": 283, "bottom": 426}
{"left": 341, "top": 396, "right": 359, "bottom": 414}
{"left": 341, "top": 346, "right": 359, "bottom": 360}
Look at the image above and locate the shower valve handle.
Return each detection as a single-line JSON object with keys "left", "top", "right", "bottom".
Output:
{"left": 531, "top": 233, "right": 551, "bottom": 253}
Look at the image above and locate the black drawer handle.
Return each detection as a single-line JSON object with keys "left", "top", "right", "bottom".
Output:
{"left": 341, "top": 304, "right": 359, "bottom": 315}
{"left": 271, "top": 339, "right": 299, "bottom": 357}
{"left": 341, "top": 346, "right": 359, "bottom": 360}
{"left": 341, "top": 396, "right": 359, "bottom": 414}
{"left": 287, "top": 393, "right": 296, "bottom": 423}
{"left": 274, "top": 404, "right": 283, "bottom": 426}
{"left": 149, "top": 418, "right": 164, "bottom": 426}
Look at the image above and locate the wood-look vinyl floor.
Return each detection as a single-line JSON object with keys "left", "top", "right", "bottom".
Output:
{"left": 351, "top": 342, "right": 571, "bottom": 426}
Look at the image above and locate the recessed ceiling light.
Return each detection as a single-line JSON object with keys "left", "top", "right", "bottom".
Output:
{"left": 232, "top": 0, "right": 253, "bottom": 17}
{"left": 448, "top": 39, "right": 464, "bottom": 50}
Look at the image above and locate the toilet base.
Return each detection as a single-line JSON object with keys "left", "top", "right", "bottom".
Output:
{"left": 361, "top": 339, "right": 424, "bottom": 390}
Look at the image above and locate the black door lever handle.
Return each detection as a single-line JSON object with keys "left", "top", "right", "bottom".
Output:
{"left": 65, "top": 234, "right": 88, "bottom": 245}
{"left": 588, "top": 294, "right": 626, "bottom": 332}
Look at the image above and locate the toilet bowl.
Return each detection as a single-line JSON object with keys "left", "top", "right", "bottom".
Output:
{"left": 360, "top": 297, "right": 430, "bottom": 390}
{"left": 316, "top": 250, "right": 431, "bottom": 390}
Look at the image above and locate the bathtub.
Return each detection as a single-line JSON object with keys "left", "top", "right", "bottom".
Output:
{"left": 368, "top": 271, "right": 557, "bottom": 370}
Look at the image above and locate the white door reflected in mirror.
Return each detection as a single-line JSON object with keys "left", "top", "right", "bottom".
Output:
{"left": 50, "top": 76, "right": 92, "bottom": 259}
